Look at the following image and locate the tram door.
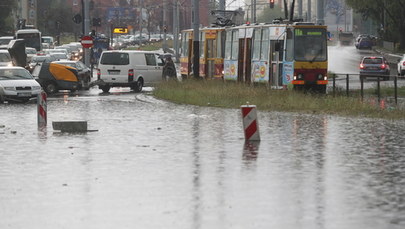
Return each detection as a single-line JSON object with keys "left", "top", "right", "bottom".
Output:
{"left": 270, "top": 40, "right": 283, "bottom": 86}
{"left": 206, "top": 38, "right": 215, "bottom": 78}
{"left": 245, "top": 38, "right": 252, "bottom": 83}
{"left": 237, "top": 38, "right": 245, "bottom": 82}
{"left": 237, "top": 38, "right": 252, "bottom": 83}
{"left": 188, "top": 38, "right": 193, "bottom": 77}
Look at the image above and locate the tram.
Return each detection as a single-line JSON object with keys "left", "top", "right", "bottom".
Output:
{"left": 180, "top": 27, "right": 225, "bottom": 79}
{"left": 180, "top": 22, "right": 328, "bottom": 92}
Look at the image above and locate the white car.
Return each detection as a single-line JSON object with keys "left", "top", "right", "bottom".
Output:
{"left": 397, "top": 54, "right": 405, "bottom": 76}
{"left": 0, "top": 66, "right": 42, "bottom": 103}
{"left": 0, "top": 50, "right": 12, "bottom": 67}
{"left": 97, "top": 50, "right": 164, "bottom": 93}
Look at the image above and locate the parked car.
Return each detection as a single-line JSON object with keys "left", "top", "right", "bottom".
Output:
{"left": 27, "top": 54, "right": 57, "bottom": 72}
{"left": 97, "top": 50, "right": 164, "bottom": 93}
{"left": 0, "top": 36, "right": 13, "bottom": 46}
{"left": 41, "top": 36, "right": 55, "bottom": 49}
{"left": 49, "top": 52, "right": 69, "bottom": 61}
{"left": 397, "top": 54, "right": 405, "bottom": 76}
{"left": 0, "top": 66, "right": 42, "bottom": 103}
{"left": 52, "top": 60, "right": 91, "bottom": 89}
{"left": 25, "top": 47, "right": 37, "bottom": 63}
{"left": 359, "top": 56, "right": 390, "bottom": 80}
{"left": 32, "top": 62, "right": 81, "bottom": 94}
{"left": 0, "top": 50, "right": 12, "bottom": 67}
{"left": 355, "top": 37, "right": 373, "bottom": 49}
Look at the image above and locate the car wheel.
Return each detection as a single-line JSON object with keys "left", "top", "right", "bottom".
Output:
{"left": 45, "top": 82, "right": 58, "bottom": 94}
{"left": 84, "top": 76, "right": 91, "bottom": 90}
{"left": 0, "top": 94, "right": 5, "bottom": 103}
{"left": 132, "top": 79, "right": 143, "bottom": 93}
{"left": 100, "top": 85, "right": 110, "bottom": 93}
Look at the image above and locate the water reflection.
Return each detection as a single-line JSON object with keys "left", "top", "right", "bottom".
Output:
{"left": 242, "top": 140, "right": 260, "bottom": 163}
{"left": 191, "top": 107, "right": 202, "bottom": 229}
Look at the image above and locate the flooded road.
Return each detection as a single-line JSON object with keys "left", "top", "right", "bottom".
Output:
{"left": 1, "top": 88, "right": 405, "bottom": 229}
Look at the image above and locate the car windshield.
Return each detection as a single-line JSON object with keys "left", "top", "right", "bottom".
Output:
{"left": 25, "top": 49, "right": 37, "bottom": 54}
{"left": 32, "top": 56, "right": 50, "bottom": 62}
{"left": 363, "top": 58, "right": 382, "bottom": 64}
{"left": 0, "top": 69, "right": 33, "bottom": 80}
{"left": 100, "top": 52, "right": 129, "bottom": 65}
{"left": 57, "top": 62, "right": 78, "bottom": 69}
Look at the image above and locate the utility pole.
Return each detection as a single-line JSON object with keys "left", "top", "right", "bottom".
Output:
{"left": 163, "top": 0, "right": 168, "bottom": 51}
{"left": 251, "top": 0, "right": 256, "bottom": 23}
{"left": 316, "top": 0, "right": 324, "bottom": 25}
{"left": 139, "top": 0, "right": 143, "bottom": 44}
{"left": 192, "top": 0, "right": 199, "bottom": 79}
{"left": 298, "top": 0, "right": 303, "bottom": 19}
{"left": 173, "top": 0, "right": 180, "bottom": 62}
{"left": 82, "top": 0, "right": 90, "bottom": 67}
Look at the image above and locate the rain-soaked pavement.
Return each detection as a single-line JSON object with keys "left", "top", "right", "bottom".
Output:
{"left": 1, "top": 87, "right": 405, "bottom": 229}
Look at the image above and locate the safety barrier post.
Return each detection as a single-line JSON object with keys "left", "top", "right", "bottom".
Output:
{"left": 37, "top": 91, "right": 47, "bottom": 129}
{"left": 332, "top": 75, "right": 336, "bottom": 97}
{"left": 360, "top": 75, "right": 364, "bottom": 102}
{"left": 346, "top": 74, "right": 349, "bottom": 97}
{"left": 377, "top": 75, "right": 381, "bottom": 103}
{"left": 241, "top": 105, "right": 260, "bottom": 141}
{"left": 394, "top": 75, "right": 398, "bottom": 105}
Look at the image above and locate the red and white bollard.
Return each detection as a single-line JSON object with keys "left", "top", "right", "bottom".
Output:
{"left": 37, "top": 91, "right": 47, "bottom": 129}
{"left": 241, "top": 105, "right": 260, "bottom": 141}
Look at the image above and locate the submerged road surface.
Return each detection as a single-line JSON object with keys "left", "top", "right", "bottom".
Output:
{"left": 1, "top": 88, "right": 405, "bottom": 229}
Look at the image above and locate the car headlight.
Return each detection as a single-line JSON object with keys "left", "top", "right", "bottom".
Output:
{"left": 32, "top": 86, "right": 41, "bottom": 90}
{"left": 3, "top": 87, "right": 15, "bottom": 90}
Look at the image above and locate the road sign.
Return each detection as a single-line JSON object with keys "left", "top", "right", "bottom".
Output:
{"left": 113, "top": 27, "right": 128, "bottom": 34}
{"left": 81, "top": 36, "right": 94, "bottom": 48}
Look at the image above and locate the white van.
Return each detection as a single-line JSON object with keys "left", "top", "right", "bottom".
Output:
{"left": 97, "top": 50, "right": 164, "bottom": 93}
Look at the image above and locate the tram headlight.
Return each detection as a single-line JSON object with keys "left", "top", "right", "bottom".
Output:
{"left": 317, "top": 74, "right": 323, "bottom": 80}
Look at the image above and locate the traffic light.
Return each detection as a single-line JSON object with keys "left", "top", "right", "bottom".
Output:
{"left": 269, "top": 0, "right": 275, "bottom": 9}
{"left": 92, "top": 18, "right": 101, "bottom": 27}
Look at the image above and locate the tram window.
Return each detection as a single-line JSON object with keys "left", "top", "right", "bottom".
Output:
{"left": 200, "top": 33, "right": 205, "bottom": 58}
{"left": 231, "top": 31, "right": 238, "bottom": 60}
{"left": 220, "top": 31, "right": 225, "bottom": 58}
{"left": 252, "top": 29, "right": 261, "bottom": 60}
{"left": 261, "top": 29, "right": 270, "bottom": 60}
{"left": 285, "top": 37, "right": 293, "bottom": 61}
{"left": 207, "top": 39, "right": 216, "bottom": 58}
{"left": 225, "top": 31, "right": 232, "bottom": 59}
{"left": 294, "top": 28, "right": 327, "bottom": 61}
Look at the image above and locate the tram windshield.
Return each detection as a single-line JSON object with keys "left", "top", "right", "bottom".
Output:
{"left": 294, "top": 28, "right": 327, "bottom": 62}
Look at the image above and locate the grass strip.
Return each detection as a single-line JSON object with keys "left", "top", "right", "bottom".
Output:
{"left": 153, "top": 79, "right": 405, "bottom": 120}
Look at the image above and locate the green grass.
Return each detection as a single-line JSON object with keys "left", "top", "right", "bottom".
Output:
{"left": 153, "top": 80, "right": 405, "bottom": 120}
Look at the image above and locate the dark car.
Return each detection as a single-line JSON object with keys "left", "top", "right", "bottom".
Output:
{"left": 52, "top": 60, "right": 91, "bottom": 89}
{"left": 360, "top": 56, "right": 390, "bottom": 80}
{"left": 355, "top": 37, "right": 373, "bottom": 49}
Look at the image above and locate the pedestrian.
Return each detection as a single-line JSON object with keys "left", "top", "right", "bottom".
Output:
{"left": 162, "top": 56, "right": 177, "bottom": 80}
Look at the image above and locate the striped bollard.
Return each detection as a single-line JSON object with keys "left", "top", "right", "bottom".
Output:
{"left": 241, "top": 105, "right": 260, "bottom": 141}
{"left": 37, "top": 91, "right": 47, "bottom": 129}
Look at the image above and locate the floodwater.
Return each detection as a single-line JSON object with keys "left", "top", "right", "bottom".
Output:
{"left": 1, "top": 89, "right": 405, "bottom": 229}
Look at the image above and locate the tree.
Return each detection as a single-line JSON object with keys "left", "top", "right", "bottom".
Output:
{"left": 0, "top": 0, "right": 17, "bottom": 35}
{"left": 257, "top": 5, "right": 284, "bottom": 23}
{"left": 37, "top": 0, "right": 75, "bottom": 36}
{"left": 346, "top": 0, "right": 405, "bottom": 50}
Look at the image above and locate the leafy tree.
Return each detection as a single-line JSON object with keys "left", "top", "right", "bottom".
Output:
{"left": 0, "top": 0, "right": 17, "bottom": 35}
{"left": 346, "top": 0, "right": 405, "bottom": 50}
{"left": 257, "top": 5, "right": 285, "bottom": 23}
{"left": 37, "top": 0, "right": 75, "bottom": 36}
